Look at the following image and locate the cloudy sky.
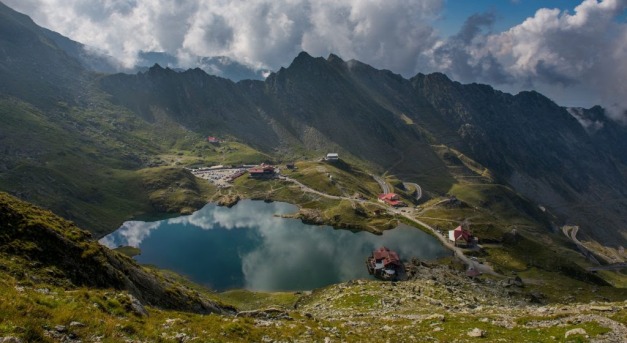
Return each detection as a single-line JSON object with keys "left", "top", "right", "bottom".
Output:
{"left": 5, "top": 0, "right": 626, "bottom": 119}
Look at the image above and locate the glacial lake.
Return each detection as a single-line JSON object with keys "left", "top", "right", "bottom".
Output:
{"left": 100, "top": 200, "right": 448, "bottom": 291}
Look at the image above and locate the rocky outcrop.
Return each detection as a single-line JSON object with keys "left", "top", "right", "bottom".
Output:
{"left": 295, "top": 208, "right": 326, "bottom": 226}
{"left": 217, "top": 194, "right": 240, "bottom": 208}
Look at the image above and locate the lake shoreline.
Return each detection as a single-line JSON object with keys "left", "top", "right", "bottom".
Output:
{"left": 101, "top": 200, "right": 449, "bottom": 292}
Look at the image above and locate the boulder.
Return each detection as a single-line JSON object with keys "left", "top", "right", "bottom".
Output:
{"left": 565, "top": 328, "right": 587, "bottom": 338}
{"left": 467, "top": 328, "right": 485, "bottom": 338}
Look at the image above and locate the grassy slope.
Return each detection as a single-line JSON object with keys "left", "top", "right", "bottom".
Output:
{"left": 0, "top": 93, "right": 273, "bottom": 237}
{"left": 0, "top": 190, "right": 623, "bottom": 342}
{"left": 0, "top": 74, "right": 624, "bottom": 342}
{"left": 0, "top": 192, "right": 230, "bottom": 316}
{"left": 2, "top": 270, "right": 623, "bottom": 343}
{"left": 0, "top": 161, "right": 625, "bottom": 342}
{"left": 1, "top": 248, "right": 624, "bottom": 342}
{"left": 3, "top": 89, "right": 621, "bottom": 290}
{"left": 220, "top": 160, "right": 400, "bottom": 233}
{"left": 289, "top": 160, "right": 381, "bottom": 198}
{"left": 411, "top": 145, "right": 627, "bottom": 289}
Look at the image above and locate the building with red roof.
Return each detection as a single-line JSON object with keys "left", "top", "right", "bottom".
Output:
{"left": 366, "top": 246, "right": 404, "bottom": 280}
{"left": 248, "top": 164, "right": 276, "bottom": 178}
{"left": 448, "top": 225, "right": 474, "bottom": 247}
{"left": 378, "top": 193, "right": 406, "bottom": 207}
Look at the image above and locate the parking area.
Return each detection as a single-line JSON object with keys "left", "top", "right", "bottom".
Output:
{"left": 190, "top": 168, "right": 246, "bottom": 188}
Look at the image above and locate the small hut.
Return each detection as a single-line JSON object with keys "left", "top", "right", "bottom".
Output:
{"left": 448, "top": 225, "right": 474, "bottom": 247}
{"left": 366, "top": 247, "right": 405, "bottom": 280}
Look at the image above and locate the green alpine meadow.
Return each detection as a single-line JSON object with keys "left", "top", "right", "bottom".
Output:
{"left": 1, "top": 1, "right": 625, "bottom": 342}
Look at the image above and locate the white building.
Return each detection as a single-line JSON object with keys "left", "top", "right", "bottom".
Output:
{"left": 326, "top": 153, "right": 339, "bottom": 161}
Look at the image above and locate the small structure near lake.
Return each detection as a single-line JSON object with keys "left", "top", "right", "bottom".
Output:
{"left": 366, "top": 246, "right": 405, "bottom": 281}
{"left": 448, "top": 225, "right": 476, "bottom": 247}
{"left": 378, "top": 193, "right": 406, "bottom": 207}
{"left": 248, "top": 164, "right": 277, "bottom": 179}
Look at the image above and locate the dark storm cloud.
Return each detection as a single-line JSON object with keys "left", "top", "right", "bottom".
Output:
{"left": 534, "top": 60, "right": 577, "bottom": 86}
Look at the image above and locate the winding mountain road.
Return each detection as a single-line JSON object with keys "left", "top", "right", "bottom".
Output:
{"left": 403, "top": 182, "right": 423, "bottom": 201}
{"left": 372, "top": 175, "right": 390, "bottom": 194}
{"left": 562, "top": 225, "right": 600, "bottom": 265}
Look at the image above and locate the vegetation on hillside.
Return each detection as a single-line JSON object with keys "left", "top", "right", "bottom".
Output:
{"left": 0, "top": 4, "right": 626, "bottom": 340}
{"left": 0, "top": 192, "right": 230, "bottom": 314}
{"left": 1, "top": 203, "right": 625, "bottom": 343}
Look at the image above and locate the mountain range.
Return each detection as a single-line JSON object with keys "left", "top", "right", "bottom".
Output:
{"left": 0, "top": 0, "right": 626, "bottom": 249}
{"left": 1, "top": 3, "right": 627, "bottom": 340}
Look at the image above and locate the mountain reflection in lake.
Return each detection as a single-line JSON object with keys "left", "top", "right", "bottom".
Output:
{"left": 100, "top": 200, "right": 448, "bottom": 291}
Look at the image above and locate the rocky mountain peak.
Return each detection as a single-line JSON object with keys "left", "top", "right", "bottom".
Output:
{"left": 326, "top": 53, "right": 345, "bottom": 65}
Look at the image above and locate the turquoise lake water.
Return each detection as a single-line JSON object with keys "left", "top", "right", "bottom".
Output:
{"left": 100, "top": 200, "right": 448, "bottom": 291}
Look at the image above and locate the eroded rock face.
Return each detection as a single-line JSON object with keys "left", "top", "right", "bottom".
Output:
{"left": 128, "top": 294, "right": 149, "bottom": 317}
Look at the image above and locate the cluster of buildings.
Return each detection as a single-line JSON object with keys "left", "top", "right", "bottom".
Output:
{"left": 190, "top": 162, "right": 280, "bottom": 186}
{"left": 248, "top": 163, "right": 277, "bottom": 179}
{"left": 377, "top": 193, "right": 406, "bottom": 207}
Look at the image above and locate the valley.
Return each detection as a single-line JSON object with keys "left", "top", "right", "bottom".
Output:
{"left": 1, "top": 190, "right": 626, "bottom": 342}
{"left": 0, "top": 1, "right": 626, "bottom": 341}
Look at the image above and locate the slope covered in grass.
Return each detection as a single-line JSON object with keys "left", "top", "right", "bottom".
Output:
{"left": 0, "top": 192, "right": 230, "bottom": 314}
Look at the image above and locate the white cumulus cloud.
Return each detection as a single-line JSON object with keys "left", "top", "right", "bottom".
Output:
{"left": 431, "top": 0, "right": 627, "bottom": 121}
{"left": 5, "top": 0, "right": 442, "bottom": 74}
{"left": 4, "top": 0, "right": 627, "bottom": 120}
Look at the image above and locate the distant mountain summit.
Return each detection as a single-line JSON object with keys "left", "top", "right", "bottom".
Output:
{"left": 0, "top": 1, "right": 86, "bottom": 105}
{"left": 135, "top": 51, "right": 269, "bottom": 81}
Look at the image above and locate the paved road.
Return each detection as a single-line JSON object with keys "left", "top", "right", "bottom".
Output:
{"left": 562, "top": 225, "right": 600, "bottom": 265}
{"left": 372, "top": 175, "right": 390, "bottom": 194}
{"left": 403, "top": 182, "right": 422, "bottom": 201}
{"left": 280, "top": 176, "right": 388, "bottom": 210}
